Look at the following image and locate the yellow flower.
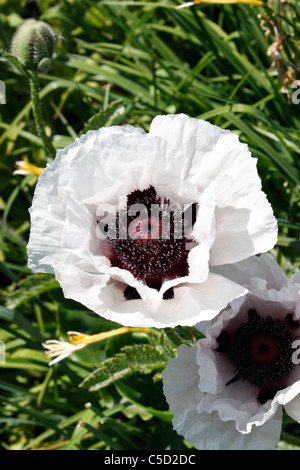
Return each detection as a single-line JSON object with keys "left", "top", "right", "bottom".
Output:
{"left": 43, "top": 327, "right": 151, "bottom": 366}
{"left": 177, "top": 0, "right": 264, "bottom": 8}
{"left": 13, "top": 156, "right": 44, "bottom": 176}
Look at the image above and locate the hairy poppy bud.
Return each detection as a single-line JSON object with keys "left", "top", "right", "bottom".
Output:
{"left": 11, "top": 19, "right": 58, "bottom": 73}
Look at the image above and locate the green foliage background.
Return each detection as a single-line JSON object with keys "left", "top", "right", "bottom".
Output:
{"left": 0, "top": 0, "right": 299, "bottom": 450}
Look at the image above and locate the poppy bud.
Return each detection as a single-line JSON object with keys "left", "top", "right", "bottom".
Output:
{"left": 11, "top": 19, "right": 58, "bottom": 73}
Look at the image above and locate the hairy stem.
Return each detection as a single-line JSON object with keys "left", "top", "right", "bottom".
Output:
{"left": 29, "top": 71, "right": 56, "bottom": 159}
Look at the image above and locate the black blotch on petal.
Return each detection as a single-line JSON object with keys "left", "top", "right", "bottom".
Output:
{"left": 257, "top": 388, "right": 277, "bottom": 404}
{"left": 163, "top": 288, "right": 174, "bottom": 300}
{"left": 216, "top": 330, "right": 231, "bottom": 353}
{"left": 124, "top": 286, "right": 141, "bottom": 300}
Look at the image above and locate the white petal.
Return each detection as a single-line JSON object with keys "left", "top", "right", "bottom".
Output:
{"left": 185, "top": 243, "right": 210, "bottom": 283}
{"left": 197, "top": 378, "right": 281, "bottom": 434}
{"left": 151, "top": 273, "right": 246, "bottom": 328}
{"left": 174, "top": 273, "right": 247, "bottom": 323}
{"left": 284, "top": 393, "right": 300, "bottom": 423}
{"left": 208, "top": 169, "right": 277, "bottom": 265}
{"left": 275, "top": 380, "right": 300, "bottom": 407}
{"left": 52, "top": 257, "right": 247, "bottom": 327}
{"left": 212, "top": 253, "right": 289, "bottom": 291}
{"left": 149, "top": 114, "right": 221, "bottom": 176}
{"left": 191, "top": 184, "right": 216, "bottom": 248}
{"left": 163, "top": 343, "right": 281, "bottom": 450}
{"left": 27, "top": 125, "right": 144, "bottom": 273}
{"left": 150, "top": 114, "right": 277, "bottom": 264}
{"left": 196, "top": 336, "right": 236, "bottom": 395}
{"left": 13, "top": 169, "right": 31, "bottom": 175}
{"left": 182, "top": 407, "right": 282, "bottom": 450}
{"left": 28, "top": 129, "right": 188, "bottom": 273}
{"left": 162, "top": 344, "right": 203, "bottom": 438}
{"left": 151, "top": 273, "right": 246, "bottom": 327}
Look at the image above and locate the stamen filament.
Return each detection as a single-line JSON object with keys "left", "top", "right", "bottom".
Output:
{"left": 43, "top": 327, "right": 151, "bottom": 365}
{"left": 13, "top": 156, "right": 44, "bottom": 176}
{"left": 68, "top": 327, "right": 151, "bottom": 345}
{"left": 176, "top": 0, "right": 264, "bottom": 8}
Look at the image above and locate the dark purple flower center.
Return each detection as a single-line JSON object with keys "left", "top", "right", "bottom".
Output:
{"left": 107, "top": 186, "right": 196, "bottom": 300}
{"left": 216, "top": 309, "right": 298, "bottom": 404}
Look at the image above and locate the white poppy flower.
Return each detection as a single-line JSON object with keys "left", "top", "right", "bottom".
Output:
{"left": 27, "top": 114, "right": 277, "bottom": 328}
{"left": 163, "top": 254, "right": 300, "bottom": 449}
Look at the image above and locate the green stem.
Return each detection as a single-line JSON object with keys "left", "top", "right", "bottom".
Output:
{"left": 164, "top": 328, "right": 185, "bottom": 348}
{"left": 29, "top": 71, "right": 56, "bottom": 159}
{"left": 280, "top": 430, "right": 300, "bottom": 447}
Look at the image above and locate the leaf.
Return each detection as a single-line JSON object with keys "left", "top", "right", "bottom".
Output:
{"left": 4, "top": 273, "right": 59, "bottom": 310}
{"left": 122, "top": 403, "right": 153, "bottom": 421}
{"left": 116, "top": 380, "right": 173, "bottom": 423}
{"left": 0, "top": 306, "right": 43, "bottom": 342}
{"left": 0, "top": 50, "right": 29, "bottom": 76}
{"left": 163, "top": 326, "right": 204, "bottom": 349}
{"left": 80, "top": 343, "right": 173, "bottom": 392}
{"left": 61, "top": 407, "right": 125, "bottom": 451}
{"left": 82, "top": 99, "right": 126, "bottom": 134}
{"left": 277, "top": 236, "right": 300, "bottom": 249}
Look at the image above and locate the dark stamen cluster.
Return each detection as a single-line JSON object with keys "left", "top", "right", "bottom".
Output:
{"left": 216, "top": 309, "right": 297, "bottom": 404}
{"left": 108, "top": 186, "right": 195, "bottom": 299}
